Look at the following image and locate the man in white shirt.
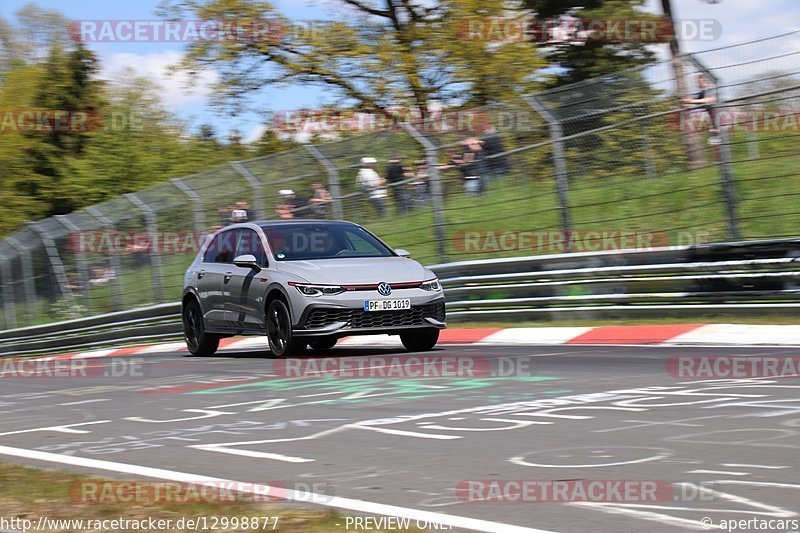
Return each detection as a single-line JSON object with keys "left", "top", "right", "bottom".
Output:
{"left": 356, "top": 157, "right": 387, "bottom": 216}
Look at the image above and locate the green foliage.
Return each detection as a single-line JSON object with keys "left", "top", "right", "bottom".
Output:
{"left": 525, "top": 0, "right": 659, "bottom": 85}
{"left": 159, "top": 0, "right": 547, "bottom": 116}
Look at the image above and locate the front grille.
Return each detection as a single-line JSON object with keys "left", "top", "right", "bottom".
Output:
{"left": 305, "top": 302, "right": 445, "bottom": 330}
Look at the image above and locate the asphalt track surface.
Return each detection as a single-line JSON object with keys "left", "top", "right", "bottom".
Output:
{"left": 1, "top": 342, "right": 799, "bottom": 532}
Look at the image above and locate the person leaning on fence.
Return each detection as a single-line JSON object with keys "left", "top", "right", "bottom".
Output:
{"left": 412, "top": 157, "right": 430, "bottom": 204}
{"left": 308, "top": 182, "right": 332, "bottom": 219}
{"left": 481, "top": 128, "right": 511, "bottom": 179}
{"left": 681, "top": 74, "right": 721, "bottom": 146}
{"left": 386, "top": 155, "right": 412, "bottom": 213}
{"left": 356, "top": 157, "right": 387, "bottom": 216}
{"left": 442, "top": 138, "right": 486, "bottom": 195}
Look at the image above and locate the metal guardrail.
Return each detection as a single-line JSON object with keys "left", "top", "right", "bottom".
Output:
{"left": 0, "top": 303, "right": 182, "bottom": 357}
{"left": 435, "top": 238, "right": 800, "bottom": 320}
{"left": 0, "top": 239, "right": 798, "bottom": 356}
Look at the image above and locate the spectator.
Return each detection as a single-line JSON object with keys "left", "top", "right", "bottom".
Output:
{"left": 443, "top": 138, "right": 486, "bottom": 195}
{"left": 308, "top": 182, "right": 333, "bottom": 219}
{"left": 386, "top": 155, "right": 412, "bottom": 213}
{"left": 481, "top": 128, "right": 511, "bottom": 179}
{"left": 356, "top": 157, "right": 387, "bottom": 216}
{"left": 412, "top": 158, "right": 430, "bottom": 204}
{"left": 276, "top": 189, "right": 297, "bottom": 219}
{"left": 681, "top": 74, "right": 720, "bottom": 145}
{"left": 233, "top": 201, "right": 250, "bottom": 220}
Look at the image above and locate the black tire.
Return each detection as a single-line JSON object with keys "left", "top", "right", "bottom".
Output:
{"left": 266, "top": 298, "right": 306, "bottom": 357}
{"left": 182, "top": 299, "right": 220, "bottom": 356}
{"left": 308, "top": 336, "right": 337, "bottom": 351}
{"left": 400, "top": 328, "right": 440, "bottom": 352}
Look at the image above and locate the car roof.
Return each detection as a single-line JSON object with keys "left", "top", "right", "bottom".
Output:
{"left": 257, "top": 220, "right": 357, "bottom": 229}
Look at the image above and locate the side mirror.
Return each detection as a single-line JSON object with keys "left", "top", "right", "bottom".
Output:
{"left": 395, "top": 248, "right": 411, "bottom": 258}
{"left": 234, "top": 254, "right": 261, "bottom": 271}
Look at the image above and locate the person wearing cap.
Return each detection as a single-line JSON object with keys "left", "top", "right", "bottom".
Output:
{"left": 356, "top": 157, "right": 387, "bottom": 216}
{"left": 276, "top": 189, "right": 297, "bottom": 219}
{"left": 230, "top": 209, "right": 249, "bottom": 223}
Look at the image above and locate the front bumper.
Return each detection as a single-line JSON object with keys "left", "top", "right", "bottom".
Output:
{"left": 293, "top": 299, "right": 446, "bottom": 337}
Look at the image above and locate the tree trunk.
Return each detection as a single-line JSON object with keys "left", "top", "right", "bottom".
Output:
{"left": 661, "top": 0, "right": 705, "bottom": 169}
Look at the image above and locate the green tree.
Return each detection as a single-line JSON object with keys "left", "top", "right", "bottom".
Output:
{"left": 524, "top": 0, "right": 659, "bottom": 85}
{"left": 158, "top": 0, "right": 546, "bottom": 118}
{"left": 0, "top": 63, "right": 49, "bottom": 235}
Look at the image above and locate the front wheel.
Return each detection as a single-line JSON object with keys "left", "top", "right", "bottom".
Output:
{"left": 266, "top": 299, "right": 306, "bottom": 357}
{"left": 400, "top": 328, "right": 440, "bottom": 352}
{"left": 182, "top": 299, "right": 220, "bottom": 356}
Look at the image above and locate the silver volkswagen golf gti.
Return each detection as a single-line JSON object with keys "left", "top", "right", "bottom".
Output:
{"left": 182, "top": 220, "right": 446, "bottom": 357}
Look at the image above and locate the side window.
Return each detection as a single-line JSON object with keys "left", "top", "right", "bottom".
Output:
{"left": 236, "top": 229, "right": 268, "bottom": 266}
{"left": 203, "top": 230, "right": 237, "bottom": 263}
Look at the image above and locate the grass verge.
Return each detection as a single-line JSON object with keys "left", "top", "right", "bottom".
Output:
{"left": 0, "top": 462, "right": 423, "bottom": 533}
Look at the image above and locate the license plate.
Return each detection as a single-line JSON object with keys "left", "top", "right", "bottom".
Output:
{"left": 364, "top": 299, "right": 412, "bottom": 312}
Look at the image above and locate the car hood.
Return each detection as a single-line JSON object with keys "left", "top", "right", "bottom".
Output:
{"left": 276, "top": 257, "right": 431, "bottom": 285}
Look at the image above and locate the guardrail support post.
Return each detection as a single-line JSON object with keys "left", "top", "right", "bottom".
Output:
{"left": 5, "top": 236, "right": 39, "bottom": 324}
{"left": 0, "top": 251, "right": 17, "bottom": 330}
{"left": 28, "top": 221, "right": 76, "bottom": 309}
{"left": 305, "top": 145, "right": 343, "bottom": 220}
{"left": 230, "top": 162, "right": 265, "bottom": 220}
{"left": 86, "top": 206, "right": 124, "bottom": 312}
{"left": 403, "top": 123, "right": 447, "bottom": 262}
{"left": 125, "top": 194, "right": 165, "bottom": 304}
{"left": 524, "top": 95, "right": 573, "bottom": 248}
{"left": 171, "top": 178, "right": 207, "bottom": 236}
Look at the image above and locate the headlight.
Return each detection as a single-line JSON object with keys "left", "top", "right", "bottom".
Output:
{"left": 289, "top": 282, "right": 345, "bottom": 297}
{"left": 420, "top": 278, "right": 441, "bottom": 291}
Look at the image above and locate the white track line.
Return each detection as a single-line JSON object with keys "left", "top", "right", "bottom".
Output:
{"left": 0, "top": 445, "right": 549, "bottom": 533}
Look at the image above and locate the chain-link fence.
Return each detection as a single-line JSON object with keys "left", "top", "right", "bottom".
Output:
{"left": 1, "top": 31, "right": 799, "bottom": 329}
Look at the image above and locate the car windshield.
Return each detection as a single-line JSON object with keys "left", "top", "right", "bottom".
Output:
{"left": 260, "top": 223, "right": 395, "bottom": 261}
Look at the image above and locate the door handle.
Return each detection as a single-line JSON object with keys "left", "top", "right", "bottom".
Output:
{"left": 224, "top": 272, "right": 233, "bottom": 283}
{"left": 197, "top": 270, "right": 206, "bottom": 279}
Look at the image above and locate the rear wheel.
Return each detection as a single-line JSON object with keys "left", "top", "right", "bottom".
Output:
{"left": 182, "top": 299, "right": 220, "bottom": 356}
{"left": 400, "top": 328, "right": 440, "bottom": 352}
{"left": 309, "top": 336, "right": 337, "bottom": 351}
{"left": 266, "top": 299, "right": 306, "bottom": 357}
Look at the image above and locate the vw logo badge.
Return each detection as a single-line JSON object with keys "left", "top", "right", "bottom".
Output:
{"left": 377, "top": 282, "right": 392, "bottom": 296}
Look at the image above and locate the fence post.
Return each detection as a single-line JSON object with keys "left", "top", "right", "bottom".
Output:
{"left": 171, "top": 178, "right": 207, "bottom": 235}
{"left": 230, "top": 162, "right": 265, "bottom": 219}
{"left": 304, "top": 145, "right": 343, "bottom": 220}
{"left": 86, "top": 206, "right": 124, "bottom": 312}
{"left": 5, "top": 236, "right": 38, "bottom": 324}
{"left": 687, "top": 54, "right": 740, "bottom": 241}
{"left": 0, "top": 250, "right": 17, "bottom": 329}
{"left": 403, "top": 123, "right": 447, "bottom": 262}
{"left": 28, "top": 221, "right": 76, "bottom": 309}
{"left": 55, "top": 215, "right": 92, "bottom": 312}
{"left": 124, "top": 194, "right": 165, "bottom": 304}
{"left": 524, "top": 95, "right": 573, "bottom": 246}
{"left": 638, "top": 109, "right": 657, "bottom": 180}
